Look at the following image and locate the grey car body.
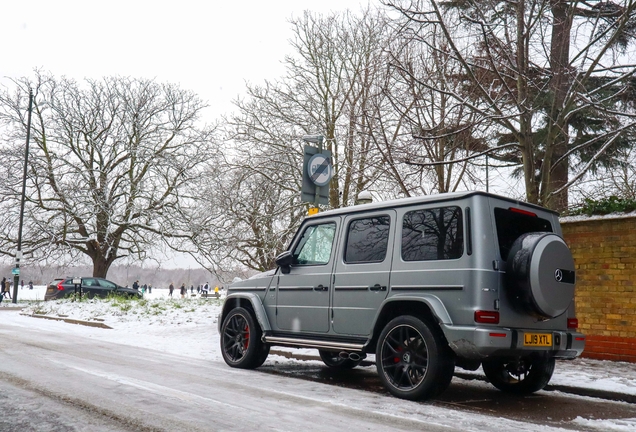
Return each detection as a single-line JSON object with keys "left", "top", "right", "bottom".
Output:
{"left": 218, "top": 192, "right": 585, "bottom": 400}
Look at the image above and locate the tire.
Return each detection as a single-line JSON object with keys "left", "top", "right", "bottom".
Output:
{"left": 482, "top": 356, "right": 555, "bottom": 394}
{"left": 318, "top": 350, "right": 361, "bottom": 369}
{"left": 220, "top": 307, "right": 269, "bottom": 369}
{"left": 506, "top": 232, "right": 575, "bottom": 318}
{"left": 376, "top": 315, "right": 455, "bottom": 400}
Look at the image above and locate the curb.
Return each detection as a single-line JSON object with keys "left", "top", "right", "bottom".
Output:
{"left": 20, "top": 313, "right": 113, "bottom": 329}
{"left": 453, "top": 372, "right": 636, "bottom": 404}
{"left": 270, "top": 350, "right": 635, "bottom": 404}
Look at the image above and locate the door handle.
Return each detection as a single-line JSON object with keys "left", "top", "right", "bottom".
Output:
{"left": 369, "top": 284, "right": 386, "bottom": 291}
{"left": 314, "top": 284, "right": 328, "bottom": 291}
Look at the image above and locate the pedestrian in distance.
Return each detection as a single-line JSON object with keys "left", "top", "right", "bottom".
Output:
{"left": 3, "top": 278, "right": 11, "bottom": 299}
{"left": 132, "top": 280, "right": 139, "bottom": 290}
{"left": 29, "top": 281, "right": 33, "bottom": 290}
{"left": 190, "top": 285, "right": 194, "bottom": 294}
{"left": 180, "top": 283, "right": 186, "bottom": 298}
{"left": 169, "top": 283, "right": 174, "bottom": 297}
{"left": 148, "top": 284, "right": 152, "bottom": 293}
{"left": 21, "top": 280, "right": 24, "bottom": 289}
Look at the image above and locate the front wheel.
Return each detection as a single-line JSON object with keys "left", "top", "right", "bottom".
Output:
{"left": 220, "top": 307, "right": 269, "bottom": 369}
{"left": 318, "top": 350, "right": 361, "bottom": 369}
{"left": 376, "top": 315, "right": 454, "bottom": 400}
{"left": 482, "top": 356, "right": 555, "bottom": 394}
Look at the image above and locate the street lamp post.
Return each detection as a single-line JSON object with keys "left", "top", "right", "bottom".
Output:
{"left": 13, "top": 90, "right": 33, "bottom": 303}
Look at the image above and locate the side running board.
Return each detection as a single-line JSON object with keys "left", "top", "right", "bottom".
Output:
{"left": 263, "top": 336, "right": 365, "bottom": 352}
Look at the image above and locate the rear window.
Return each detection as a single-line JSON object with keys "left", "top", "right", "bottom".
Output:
{"left": 494, "top": 207, "right": 553, "bottom": 260}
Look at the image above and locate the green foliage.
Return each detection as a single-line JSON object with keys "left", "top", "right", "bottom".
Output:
{"left": 570, "top": 196, "right": 636, "bottom": 216}
{"left": 31, "top": 304, "right": 50, "bottom": 315}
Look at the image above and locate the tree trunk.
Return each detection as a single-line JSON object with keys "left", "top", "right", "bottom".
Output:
{"left": 91, "top": 251, "right": 117, "bottom": 278}
{"left": 542, "top": 0, "right": 573, "bottom": 212}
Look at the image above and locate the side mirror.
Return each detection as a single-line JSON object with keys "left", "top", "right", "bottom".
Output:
{"left": 275, "top": 251, "right": 293, "bottom": 274}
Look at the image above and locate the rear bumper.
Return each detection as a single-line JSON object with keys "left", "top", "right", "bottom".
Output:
{"left": 44, "top": 289, "right": 63, "bottom": 301}
{"left": 442, "top": 324, "right": 585, "bottom": 360}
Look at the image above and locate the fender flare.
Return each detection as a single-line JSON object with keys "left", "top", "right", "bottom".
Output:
{"left": 373, "top": 293, "right": 453, "bottom": 327}
{"left": 218, "top": 293, "right": 272, "bottom": 334}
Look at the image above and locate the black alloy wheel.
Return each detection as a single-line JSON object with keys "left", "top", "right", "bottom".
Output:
{"left": 376, "top": 315, "right": 454, "bottom": 400}
{"left": 482, "top": 355, "right": 555, "bottom": 394}
{"left": 220, "top": 307, "right": 269, "bottom": 369}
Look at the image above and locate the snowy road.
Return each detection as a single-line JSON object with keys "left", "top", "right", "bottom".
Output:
{"left": 0, "top": 316, "right": 500, "bottom": 432}
{"left": 1, "top": 321, "right": 459, "bottom": 431}
{"left": 1, "top": 301, "right": 635, "bottom": 431}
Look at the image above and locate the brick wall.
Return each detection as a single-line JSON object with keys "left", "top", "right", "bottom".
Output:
{"left": 561, "top": 215, "right": 636, "bottom": 363}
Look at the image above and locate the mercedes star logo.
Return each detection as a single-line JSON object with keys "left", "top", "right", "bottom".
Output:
{"left": 555, "top": 269, "right": 563, "bottom": 282}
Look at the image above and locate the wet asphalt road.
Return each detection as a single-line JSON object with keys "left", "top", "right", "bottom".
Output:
{"left": 263, "top": 350, "right": 636, "bottom": 430}
{"left": 1, "top": 318, "right": 634, "bottom": 431}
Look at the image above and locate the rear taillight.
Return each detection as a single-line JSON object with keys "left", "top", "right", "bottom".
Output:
{"left": 475, "top": 310, "right": 500, "bottom": 324}
{"left": 567, "top": 318, "right": 578, "bottom": 329}
{"left": 57, "top": 281, "right": 64, "bottom": 291}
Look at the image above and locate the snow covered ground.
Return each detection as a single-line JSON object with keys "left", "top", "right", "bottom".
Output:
{"left": 2, "top": 286, "right": 635, "bottom": 431}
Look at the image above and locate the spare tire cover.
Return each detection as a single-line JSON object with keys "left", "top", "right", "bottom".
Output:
{"left": 506, "top": 232, "right": 575, "bottom": 319}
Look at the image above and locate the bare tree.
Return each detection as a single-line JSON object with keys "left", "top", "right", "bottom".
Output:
{"left": 275, "top": 8, "right": 391, "bottom": 208}
{"left": 387, "top": 0, "right": 636, "bottom": 211}
{"left": 185, "top": 8, "right": 393, "bottom": 273}
{"left": 186, "top": 163, "right": 306, "bottom": 274}
{"left": 0, "top": 72, "right": 215, "bottom": 277}
{"left": 371, "top": 28, "right": 488, "bottom": 196}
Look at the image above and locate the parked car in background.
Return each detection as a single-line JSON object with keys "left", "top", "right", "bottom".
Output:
{"left": 45, "top": 277, "right": 142, "bottom": 301}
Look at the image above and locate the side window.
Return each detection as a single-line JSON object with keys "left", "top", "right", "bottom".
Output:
{"left": 83, "top": 278, "right": 97, "bottom": 287}
{"left": 402, "top": 206, "right": 463, "bottom": 261}
{"left": 98, "top": 279, "right": 117, "bottom": 289}
{"left": 292, "top": 222, "right": 336, "bottom": 265}
{"left": 344, "top": 216, "right": 390, "bottom": 264}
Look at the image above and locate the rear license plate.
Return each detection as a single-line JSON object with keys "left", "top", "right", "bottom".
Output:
{"left": 523, "top": 333, "right": 552, "bottom": 347}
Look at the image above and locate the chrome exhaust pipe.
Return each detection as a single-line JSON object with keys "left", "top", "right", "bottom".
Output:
{"left": 339, "top": 352, "right": 366, "bottom": 362}
{"left": 348, "top": 352, "right": 362, "bottom": 361}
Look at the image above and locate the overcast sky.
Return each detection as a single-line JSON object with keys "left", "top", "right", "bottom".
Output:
{"left": 2, "top": 0, "right": 370, "bottom": 118}
{"left": 1, "top": 0, "right": 370, "bottom": 268}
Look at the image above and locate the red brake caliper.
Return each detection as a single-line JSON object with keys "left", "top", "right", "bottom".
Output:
{"left": 394, "top": 346, "right": 402, "bottom": 363}
{"left": 244, "top": 324, "right": 250, "bottom": 350}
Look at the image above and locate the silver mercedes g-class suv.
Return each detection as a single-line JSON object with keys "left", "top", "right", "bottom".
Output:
{"left": 218, "top": 192, "right": 585, "bottom": 400}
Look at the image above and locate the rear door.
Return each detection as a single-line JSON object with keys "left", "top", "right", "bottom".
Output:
{"left": 332, "top": 210, "right": 395, "bottom": 336}
{"left": 81, "top": 278, "right": 103, "bottom": 298}
{"left": 96, "top": 278, "right": 119, "bottom": 298}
